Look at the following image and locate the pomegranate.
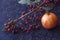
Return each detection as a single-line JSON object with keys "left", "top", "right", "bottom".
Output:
{"left": 41, "top": 12, "right": 58, "bottom": 29}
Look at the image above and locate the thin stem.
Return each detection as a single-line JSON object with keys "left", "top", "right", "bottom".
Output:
{"left": 14, "top": 0, "right": 45, "bottom": 22}
{"left": 7, "top": 0, "right": 46, "bottom": 24}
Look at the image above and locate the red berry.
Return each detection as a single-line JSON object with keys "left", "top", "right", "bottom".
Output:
{"left": 37, "top": 27, "right": 40, "bottom": 30}
{"left": 19, "top": 26, "right": 22, "bottom": 29}
{"left": 28, "top": 16, "right": 32, "bottom": 20}
{"left": 54, "top": 0, "right": 59, "bottom": 3}
{"left": 34, "top": 24, "right": 40, "bottom": 30}
{"left": 22, "top": 11, "right": 26, "bottom": 15}
{"left": 39, "top": 9, "right": 42, "bottom": 14}
{"left": 37, "top": 16, "right": 42, "bottom": 20}
{"left": 45, "top": 3, "right": 49, "bottom": 6}
{"left": 18, "top": 24, "right": 23, "bottom": 29}
{"left": 12, "top": 25, "right": 15, "bottom": 28}
{"left": 5, "top": 25, "right": 11, "bottom": 29}
{"left": 37, "top": 2, "right": 40, "bottom": 5}
{"left": 32, "top": 6, "right": 36, "bottom": 9}
{"left": 4, "top": 23, "right": 8, "bottom": 26}
{"left": 45, "top": 0, "right": 50, "bottom": 3}
{"left": 28, "top": 27, "right": 31, "bottom": 31}
{"left": 34, "top": 14, "right": 36, "bottom": 18}
{"left": 29, "top": 24, "right": 33, "bottom": 28}
{"left": 29, "top": 24, "right": 35, "bottom": 29}
{"left": 34, "top": 14, "right": 38, "bottom": 19}
{"left": 21, "top": 27, "right": 24, "bottom": 30}
{"left": 35, "top": 26, "right": 38, "bottom": 28}
{"left": 29, "top": 9, "right": 33, "bottom": 12}
{"left": 29, "top": 4, "right": 33, "bottom": 8}
{"left": 23, "top": 20, "right": 28, "bottom": 24}
{"left": 23, "top": 28, "right": 27, "bottom": 32}
{"left": 7, "top": 28, "right": 11, "bottom": 31}
{"left": 15, "top": 30, "right": 18, "bottom": 33}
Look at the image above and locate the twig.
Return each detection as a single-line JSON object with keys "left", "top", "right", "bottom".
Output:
{"left": 14, "top": 0, "right": 45, "bottom": 22}
{"left": 7, "top": 0, "right": 45, "bottom": 25}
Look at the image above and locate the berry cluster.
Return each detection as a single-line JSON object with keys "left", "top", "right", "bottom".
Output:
{"left": 3, "top": 0, "right": 59, "bottom": 34}
{"left": 4, "top": 5, "right": 41, "bottom": 34}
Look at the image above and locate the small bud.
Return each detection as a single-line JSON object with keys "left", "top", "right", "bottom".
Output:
{"left": 23, "top": 28, "right": 27, "bottom": 32}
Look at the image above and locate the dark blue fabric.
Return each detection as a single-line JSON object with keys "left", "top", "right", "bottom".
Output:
{"left": 0, "top": 0, "right": 60, "bottom": 40}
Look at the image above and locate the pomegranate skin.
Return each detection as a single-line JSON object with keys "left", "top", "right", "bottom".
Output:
{"left": 41, "top": 12, "right": 58, "bottom": 29}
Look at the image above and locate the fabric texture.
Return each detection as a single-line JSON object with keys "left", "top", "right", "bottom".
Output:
{"left": 0, "top": 0, "right": 60, "bottom": 40}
